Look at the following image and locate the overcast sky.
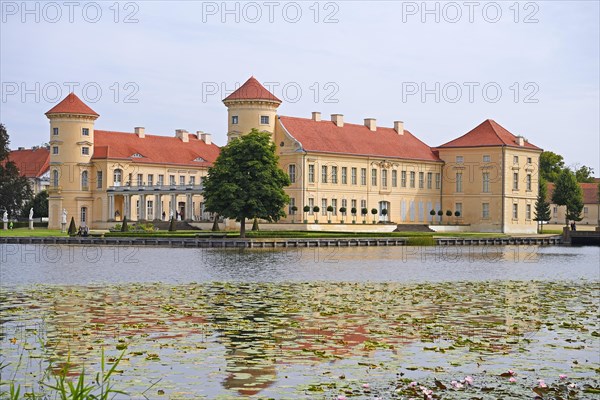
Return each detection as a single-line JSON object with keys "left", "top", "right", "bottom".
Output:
{"left": 1, "top": 1, "right": 598, "bottom": 172}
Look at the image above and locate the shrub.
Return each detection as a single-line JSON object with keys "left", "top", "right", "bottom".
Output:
{"left": 430, "top": 209, "right": 436, "bottom": 216}
{"left": 339, "top": 207, "right": 347, "bottom": 214}
{"left": 437, "top": 210, "right": 443, "bottom": 216}
{"left": 351, "top": 207, "right": 357, "bottom": 215}
{"left": 454, "top": 211, "right": 461, "bottom": 217}
{"left": 291, "top": 206, "right": 298, "bottom": 214}
{"left": 313, "top": 206, "right": 320, "bottom": 213}
{"left": 121, "top": 217, "right": 128, "bottom": 232}
{"left": 67, "top": 217, "right": 77, "bottom": 235}
{"left": 303, "top": 205, "right": 310, "bottom": 213}
{"left": 361, "top": 208, "right": 368, "bottom": 215}
{"left": 371, "top": 208, "right": 378, "bottom": 215}
{"left": 446, "top": 210, "right": 452, "bottom": 217}
{"left": 169, "top": 217, "right": 176, "bottom": 232}
{"left": 326, "top": 205, "right": 334, "bottom": 212}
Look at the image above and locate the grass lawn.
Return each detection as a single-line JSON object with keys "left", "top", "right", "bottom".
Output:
{"left": 0, "top": 228, "right": 67, "bottom": 237}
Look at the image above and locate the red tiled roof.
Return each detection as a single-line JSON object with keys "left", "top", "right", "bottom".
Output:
{"left": 279, "top": 116, "right": 441, "bottom": 162}
{"left": 5, "top": 148, "right": 50, "bottom": 178}
{"left": 222, "top": 76, "right": 281, "bottom": 103}
{"left": 547, "top": 182, "right": 600, "bottom": 204}
{"left": 45, "top": 93, "right": 99, "bottom": 117}
{"left": 438, "top": 119, "right": 541, "bottom": 150}
{"left": 92, "top": 130, "right": 220, "bottom": 167}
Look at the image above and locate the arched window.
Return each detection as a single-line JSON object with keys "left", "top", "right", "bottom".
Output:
{"left": 81, "top": 171, "right": 89, "bottom": 190}
{"left": 113, "top": 169, "right": 122, "bottom": 187}
{"left": 52, "top": 170, "right": 59, "bottom": 187}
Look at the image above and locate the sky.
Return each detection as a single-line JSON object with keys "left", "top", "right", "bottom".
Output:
{"left": 1, "top": 1, "right": 599, "bottom": 172}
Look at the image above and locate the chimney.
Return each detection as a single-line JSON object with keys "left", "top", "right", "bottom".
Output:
{"left": 394, "top": 121, "right": 404, "bottom": 135}
{"left": 517, "top": 136, "right": 525, "bottom": 146}
{"left": 18, "top": 146, "right": 25, "bottom": 150}
{"left": 175, "top": 129, "right": 189, "bottom": 143}
{"left": 331, "top": 114, "right": 344, "bottom": 127}
{"left": 200, "top": 132, "right": 212, "bottom": 145}
{"left": 312, "top": 111, "right": 321, "bottom": 122}
{"left": 364, "top": 118, "right": 376, "bottom": 131}
{"left": 134, "top": 127, "right": 145, "bottom": 138}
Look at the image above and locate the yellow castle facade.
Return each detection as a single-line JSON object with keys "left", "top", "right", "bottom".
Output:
{"left": 46, "top": 77, "right": 542, "bottom": 233}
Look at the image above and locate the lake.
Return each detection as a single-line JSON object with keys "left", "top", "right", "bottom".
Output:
{"left": 1, "top": 244, "right": 599, "bottom": 398}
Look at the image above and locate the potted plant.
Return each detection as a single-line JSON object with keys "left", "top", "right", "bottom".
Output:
{"left": 454, "top": 210, "right": 461, "bottom": 224}
{"left": 303, "top": 205, "right": 310, "bottom": 223}
{"left": 430, "top": 209, "right": 436, "bottom": 222}
{"left": 437, "top": 209, "right": 443, "bottom": 223}
{"left": 361, "top": 207, "right": 368, "bottom": 224}
{"left": 339, "top": 206, "right": 347, "bottom": 223}
{"left": 351, "top": 207, "right": 357, "bottom": 224}
{"left": 446, "top": 210, "right": 452, "bottom": 224}
{"left": 313, "top": 206, "right": 320, "bottom": 223}
{"left": 291, "top": 205, "right": 298, "bottom": 223}
{"left": 381, "top": 208, "right": 388, "bottom": 223}
{"left": 326, "top": 205, "right": 334, "bottom": 223}
{"left": 371, "top": 208, "right": 378, "bottom": 224}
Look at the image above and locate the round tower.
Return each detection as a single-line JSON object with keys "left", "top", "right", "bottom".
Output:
{"left": 222, "top": 76, "right": 281, "bottom": 142}
{"left": 46, "top": 93, "right": 99, "bottom": 229}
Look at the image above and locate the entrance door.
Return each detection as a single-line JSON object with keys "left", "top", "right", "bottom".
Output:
{"left": 379, "top": 201, "right": 390, "bottom": 222}
{"left": 178, "top": 201, "right": 185, "bottom": 220}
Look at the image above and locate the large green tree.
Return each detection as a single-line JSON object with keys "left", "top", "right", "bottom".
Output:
{"left": 574, "top": 165, "right": 595, "bottom": 183}
{"left": 539, "top": 151, "right": 565, "bottom": 182}
{"left": 22, "top": 190, "right": 49, "bottom": 218}
{"left": 0, "top": 123, "right": 33, "bottom": 217}
{"left": 202, "top": 129, "right": 290, "bottom": 238}
{"left": 533, "top": 178, "right": 551, "bottom": 233}
{"left": 551, "top": 169, "right": 583, "bottom": 226}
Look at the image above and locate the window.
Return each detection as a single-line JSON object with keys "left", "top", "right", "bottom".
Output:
{"left": 81, "top": 147, "right": 89, "bottom": 156}
{"left": 82, "top": 128, "right": 89, "bottom": 136}
{"left": 418, "top": 172, "right": 424, "bottom": 189}
{"left": 526, "top": 204, "right": 531, "bottom": 220}
{"left": 288, "top": 198, "right": 296, "bottom": 215}
{"left": 392, "top": 170, "right": 398, "bottom": 187}
{"left": 382, "top": 169, "right": 388, "bottom": 187}
{"left": 341, "top": 167, "right": 347, "bottom": 184}
{"left": 179, "top": 176, "right": 185, "bottom": 186}
{"left": 371, "top": 169, "right": 377, "bottom": 186}
{"left": 260, "top": 115, "right": 269, "bottom": 124}
{"left": 435, "top": 173, "right": 441, "bottom": 189}
{"left": 308, "top": 164, "right": 315, "bottom": 183}
{"left": 169, "top": 175, "right": 176, "bottom": 185}
{"left": 483, "top": 155, "right": 491, "bottom": 163}
{"left": 527, "top": 157, "right": 532, "bottom": 164}
{"left": 482, "top": 203, "right": 490, "bottom": 219}
{"left": 553, "top": 206, "right": 558, "bottom": 215}
{"left": 456, "top": 202, "right": 462, "bottom": 217}
{"left": 482, "top": 172, "right": 490, "bottom": 193}
{"left": 410, "top": 171, "right": 416, "bottom": 188}
{"left": 52, "top": 170, "right": 59, "bottom": 186}
{"left": 308, "top": 198, "right": 314, "bottom": 214}
{"left": 513, "top": 172, "right": 519, "bottom": 190}
{"left": 190, "top": 176, "right": 196, "bottom": 185}
{"left": 148, "top": 174, "right": 154, "bottom": 186}
{"left": 456, "top": 172, "right": 463, "bottom": 192}
{"left": 427, "top": 172, "right": 432, "bottom": 189}
{"left": 321, "top": 198, "right": 327, "bottom": 216}
{"left": 137, "top": 174, "right": 143, "bottom": 186}
{"left": 96, "top": 171, "right": 103, "bottom": 189}
{"left": 52, "top": 146, "right": 59, "bottom": 155}
{"left": 80, "top": 207, "right": 87, "bottom": 223}
{"left": 456, "top": 156, "right": 464, "bottom": 164}
{"left": 147, "top": 200, "right": 154, "bottom": 218}
{"left": 331, "top": 166, "right": 338, "bottom": 184}
{"left": 351, "top": 167, "right": 357, "bottom": 185}
{"left": 351, "top": 199, "right": 357, "bottom": 210}
{"left": 360, "top": 199, "right": 367, "bottom": 210}
{"left": 361, "top": 168, "right": 367, "bottom": 185}
{"left": 584, "top": 207, "right": 589, "bottom": 214}
{"left": 53, "top": 127, "right": 59, "bottom": 135}
{"left": 331, "top": 199, "right": 337, "bottom": 215}
{"left": 512, "top": 203, "right": 518, "bottom": 219}
{"left": 81, "top": 171, "right": 88, "bottom": 190}
{"left": 401, "top": 171, "right": 407, "bottom": 187}
{"left": 513, "top": 156, "right": 519, "bottom": 165}
{"left": 113, "top": 169, "right": 122, "bottom": 186}
{"left": 288, "top": 165, "right": 296, "bottom": 183}
{"left": 231, "top": 115, "right": 239, "bottom": 124}
{"left": 158, "top": 175, "right": 164, "bottom": 185}
{"left": 342, "top": 199, "right": 347, "bottom": 209}
{"left": 526, "top": 174, "right": 532, "bottom": 191}
{"left": 321, "top": 166, "right": 328, "bottom": 183}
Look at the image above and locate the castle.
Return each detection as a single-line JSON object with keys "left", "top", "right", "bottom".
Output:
{"left": 46, "top": 76, "right": 542, "bottom": 233}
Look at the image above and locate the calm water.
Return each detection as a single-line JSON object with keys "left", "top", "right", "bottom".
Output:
{"left": 1, "top": 245, "right": 599, "bottom": 398}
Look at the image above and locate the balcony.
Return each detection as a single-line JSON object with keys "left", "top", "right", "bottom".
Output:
{"left": 107, "top": 183, "right": 204, "bottom": 193}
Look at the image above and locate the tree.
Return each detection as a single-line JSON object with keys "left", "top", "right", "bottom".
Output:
{"left": 381, "top": 208, "right": 388, "bottom": 222}
{"left": 312, "top": 206, "right": 320, "bottom": 223}
{"left": 303, "top": 205, "right": 310, "bottom": 223}
{"left": 0, "top": 124, "right": 33, "bottom": 217}
{"left": 534, "top": 179, "right": 551, "bottom": 233}
{"left": 339, "top": 206, "right": 346, "bottom": 223}
{"left": 539, "top": 151, "right": 565, "bottom": 182}
{"left": 371, "top": 208, "right": 378, "bottom": 224}
{"left": 68, "top": 217, "right": 77, "bottom": 235}
{"left": 551, "top": 169, "right": 583, "bottom": 227}
{"left": 22, "top": 190, "right": 48, "bottom": 218}
{"left": 361, "top": 207, "right": 368, "bottom": 223}
{"left": 326, "top": 205, "right": 334, "bottom": 223}
{"left": 202, "top": 130, "right": 290, "bottom": 238}
{"left": 351, "top": 207, "right": 357, "bottom": 223}
{"left": 574, "top": 165, "right": 595, "bottom": 183}
{"left": 121, "top": 216, "right": 129, "bottom": 232}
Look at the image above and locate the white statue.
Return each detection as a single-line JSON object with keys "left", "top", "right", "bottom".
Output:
{"left": 169, "top": 210, "right": 174, "bottom": 220}
{"left": 29, "top": 208, "right": 34, "bottom": 220}
{"left": 2, "top": 210, "right": 7, "bottom": 222}
{"left": 61, "top": 209, "right": 67, "bottom": 224}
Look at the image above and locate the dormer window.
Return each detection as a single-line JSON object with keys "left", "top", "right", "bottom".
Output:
{"left": 131, "top": 153, "right": 144, "bottom": 158}
{"left": 193, "top": 157, "right": 206, "bottom": 162}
